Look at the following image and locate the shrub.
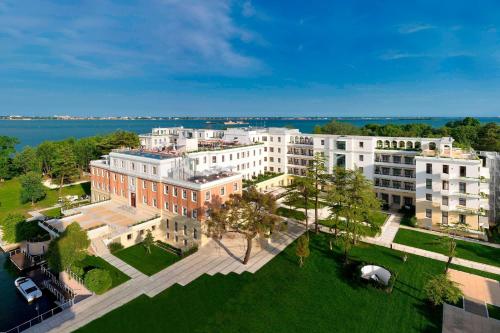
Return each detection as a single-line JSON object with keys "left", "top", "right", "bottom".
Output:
{"left": 84, "top": 269, "right": 112, "bottom": 294}
{"left": 0, "top": 214, "right": 47, "bottom": 243}
{"left": 182, "top": 245, "right": 198, "bottom": 258}
{"left": 424, "top": 274, "right": 462, "bottom": 306}
{"left": 108, "top": 242, "right": 124, "bottom": 253}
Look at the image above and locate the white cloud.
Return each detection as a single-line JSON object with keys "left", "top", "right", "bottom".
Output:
{"left": 242, "top": 1, "right": 256, "bottom": 17}
{"left": 397, "top": 23, "right": 435, "bottom": 34}
{"left": 0, "top": 0, "right": 263, "bottom": 78}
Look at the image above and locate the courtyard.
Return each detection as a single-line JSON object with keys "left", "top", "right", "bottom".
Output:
{"left": 75, "top": 232, "right": 499, "bottom": 333}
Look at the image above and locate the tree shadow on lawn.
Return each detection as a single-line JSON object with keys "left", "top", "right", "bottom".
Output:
{"left": 414, "top": 301, "right": 443, "bottom": 333}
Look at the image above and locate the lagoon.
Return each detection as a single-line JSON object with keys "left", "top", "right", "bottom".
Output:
{"left": 1, "top": 117, "right": 498, "bottom": 150}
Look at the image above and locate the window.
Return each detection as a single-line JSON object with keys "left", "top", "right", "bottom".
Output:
{"left": 152, "top": 198, "right": 157, "bottom": 207}
{"left": 278, "top": 137, "right": 281, "bottom": 142}
{"left": 443, "top": 165, "right": 449, "bottom": 174}
{"left": 152, "top": 183, "right": 157, "bottom": 192}
{"left": 182, "top": 189, "right": 187, "bottom": 199}
{"left": 152, "top": 166, "right": 157, "bottom": 175}
{"left": 359, "top": 155, "right": 364, "bottom": 162}
{"left": 426, "top": 179, "right": 432, "bottom": 189}
{"left": 184, "top": 239, "right": 188, "bottom": 246}
{"left": 336, "top": 141, "right": 346, "bottom": 150}
{"left": 182, "top": 207, "right": 187, "bottom": 216}
{"left": 233, "top": 183, "right": 238, "bottom": 191}
{"left": 164, "top": 185, "right": 169, "bottom": 195}
{"left": 459, "top": 182, "right": 466, "bottom": 194}
{"left": 321, "top": 139, "right": 325, "bottom": 145}
{"left": 167, "top": 232, "right": 170, "bottom": 239}
{"left": 442, "top": 181, "right": 449, "bottom": 190}
{"left": 143, "top": 164, "right": 147, "bottom": 173}
{"left": 358, "top": 166, "right": 364, "bottom": 173}
{"left": 192, "top": 192, "right": 197, "bottom": 202}
{"left": 183, "top": 225, "right": 187, "bottom": 235}
{"left": 220, "top": 186, "right": 225, "bottom": 196}
{"left": 164, "top": 201, "right": 169, "bottom": 210}
{"left": 127, "top": 234, "right": 132, "bottom": 240}
{"left": 212, "top": 156, "right": 216, "bottom": 163}
{"left": 359, "top": 142, "right": 364, "bottom": 148}
{"left": 459, "top": 197, "right": 466, "bottom": 206}
{"left": 392, "top": 195, "right": 401, "bottom": 205}
{"left": 140, "top": 229, "right": 144, "bottom": 235}
{"left": 143, "top": 180, "right": 147, "bottom": 189}
{"left": 173, "top": 187, "right": 178, "bottom": 197}
{"left": 152, "top": 225, "right": 156, "bottom": 231}
{"left": 143, "top": 196, "right": 147, "bottom": 204}
{"left": 205, "top": 191, "right": 211, "bottom": 201}
{"left": 442, "top": 212, "right": 448, "bottom": 225}
{"left": 131, "top": 162, "right": 135, "bottom": 170}
{"left": 166, "top": 219, "right": 170, "bottom": 229}
{"left": 173, "top": 205, "right": 178, "bottom": 214}
{"left": 192, "top": 209, "right": 198, "bottom": 219}
{"left": 426, "top": 193, "right": 432, "bottom": 201}
{"left": 442, "top": 196, "right": 449, "bottom": 206}
{"left": 426, "top": 163, "right": 432, "bottom": 174}
{"left": 270, "top": 147, "right": 274, "bottom": 152}
{"left": 459, "top": 214, "right": 466, "bottom": 224}
{"left": 174, "top": 222, "right": 178, "bottom": 231}
{"left": 425, "top": 209, "right": 432, "bottom": 218}
{"left": 460, "top": 166, "right": 466, "bottom": 177}
{"left": 194, "top": 229, "right": 198, "bottom": 239}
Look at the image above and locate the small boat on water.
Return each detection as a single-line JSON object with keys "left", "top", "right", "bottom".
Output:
{"left": 224, "top": 120, "right": 249, "bottom": 125}
{"left": 15, "top": 277, "right": 43, "bottom": 303}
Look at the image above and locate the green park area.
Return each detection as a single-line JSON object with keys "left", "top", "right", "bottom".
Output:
{"left": 77, "top": 232, "right": 500, "bottom": 333}
{"left": 394, "top": 228, "right": 500, "bottom": 268}
{"left": 0, "top": 177, "right": 90, "bottom": 221}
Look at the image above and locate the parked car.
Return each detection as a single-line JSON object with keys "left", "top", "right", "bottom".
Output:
{"left": 15, "top": 277, "right": 43, "bottom": 303}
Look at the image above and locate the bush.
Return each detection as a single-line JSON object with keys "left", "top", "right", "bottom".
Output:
{"left": 182, "top": 245, "right": 198, "bottom": 258}
{"left": 108, "top": 242, "right": 124, "bottom": 253}
{"left": 84, "top": 269, "right": 112, "bottom": 294}
{"left": 399, "top": 207, "right": 417, "bottom": 227}
{"left": 424, "top": 274, "right": 462, "bottom": 306}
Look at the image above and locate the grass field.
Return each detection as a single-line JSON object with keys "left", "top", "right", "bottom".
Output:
{"left": 77, "top": 255, "right": 130, "bottom": 290}
{"left": 320, "top": 211, "right": 388, "bottom": 237}
{"left": 0, "top": 178, "right": 90, "bottom": 221}
{"left": 487, "top": 304, "right": 500, "bottom": 320}
{"left": 394, "top": 228, "right": 500, "bottom": 268}
{"left": 77, "top": 233, "right": 455, "bottom": 333}
{"left": 41, "top": 207, "right": 63, "bottom": 219}
{"left": 113, "top": 243, "right": 180, "bottom": 276}
{"left": 276, "top": 207, "right": 306, "bottom": 221}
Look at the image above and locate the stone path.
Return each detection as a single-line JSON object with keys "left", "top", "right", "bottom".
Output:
{"left": 443, "top": 303, "right": 500, "bottom": 333}
{"left": 373, "top": 214, "right": 401, "bottom": 246}
{"left": 391, "top": 243, "right": 500, "bottom": 275}
{"left": 25, "top": 221, "right": 305, "bottom": 333}
{"left": 101, "top": 253, "right": 148, "bottom": 280}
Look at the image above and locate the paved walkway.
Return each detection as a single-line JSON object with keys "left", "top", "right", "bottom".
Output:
{"left": 443, "top": 303, "right": 500, "bottom": 333}
{"left": 391, "top": 243, "right": 500, "bottom": 275}
{"left": 448, "top": 269, "right": 500, "bottom": 306}
{"left": 373, "top": 214, "right": 401, "bottom": 245}
{"left": 101, "top": 253, "right": 148, "bottom": 280}
{"left": 25, "top": 221, "right": 305, "bottom": 333}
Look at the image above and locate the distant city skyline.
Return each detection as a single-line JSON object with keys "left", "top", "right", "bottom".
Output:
{"left": 1, "top": 1, "right": 500, "bottom": 117}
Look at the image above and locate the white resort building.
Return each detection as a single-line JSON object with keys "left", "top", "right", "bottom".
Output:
{"left": 38, "top": 126, "right": 498, "bottom": 253}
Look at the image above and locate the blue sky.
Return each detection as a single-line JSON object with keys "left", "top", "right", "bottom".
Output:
{"left": 0, "top": 0, "right": 499, "bottom": 117}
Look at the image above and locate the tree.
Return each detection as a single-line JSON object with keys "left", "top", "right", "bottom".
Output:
{"left": 319, "top": 121, "right": 363, "bottom": 135}
{"left": 13, "top": 146, "right": 41, "bottom": 174}
{"left": 73, "top": 137, "right": 99, "bottom": 175}
{"left": 439, "top": 222, "right": 468, "bottom": 273}
{"left": 96, "top": 130, "right": 140, "bottom": 155}
{"left": 37, "top": 141, "right": 57, "bottom": 177}
{"left": 327, "top": 168, "right": 381, "bottom": 263}
{"left": 143, "top": 229, "right": 154, "bottom": 254}
{"left": 52, "top": 143, "right": 78, "bottom": 195}
{"left": 19, "top": 172, "right": 46, "bottom": 205}
{"left": 476, "top": 122, "right": 500, "bottom": 152}
{"left": 84, "top": 269, "right": 112, "bottom": 294}
{"left": 424, "top": 274, "right": 462, "bottom": 306}
{"left": 0, "top": 136, "right": 19, "bottom": 181}
{"left": 295, "top": 234, "right": 310, "bottom": 267}
{"left": 207, "top": 187, "right": 283, "bottom": 264}
{"left": 306, "top": 153, "right": 328, "bottom": 233}
{"left": 284, "top": 176, "right": 315, "bottom": 233}
{"left": 47, "top": 222, "right": 90, "bottom": 272}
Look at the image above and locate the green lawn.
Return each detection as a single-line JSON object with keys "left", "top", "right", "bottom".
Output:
{"left": 78, "top": 233, "right": 456, "bottom": 333}
{"left": 41, "top": 207, "right": 62, "bottom": 219}
{"left": 284, "top": 198, "right": 328, "bottom": 209}
{"left": 0, "top": 178, "right": 90, "bottom": 221}
{"left": 487, "top": 304, "right": 500, "bottom": 320}
{"left": 276, "top": 207, "right": 306, "bottom": 221}
{"left": 77, "top": 255, "right": 130, "bottom": 290}
{"left": 394, "top": 228, "right": 500, "bottom": 268}
{"left": 113, "top": 243, "right": 180, "bottom": 276}
{"left": 320, "top": 211, "right": 388, "bottom": 237}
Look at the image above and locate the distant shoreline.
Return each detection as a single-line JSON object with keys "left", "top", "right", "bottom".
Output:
{"left": 1, "top": 116, "right": 498, "bottom": 121}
